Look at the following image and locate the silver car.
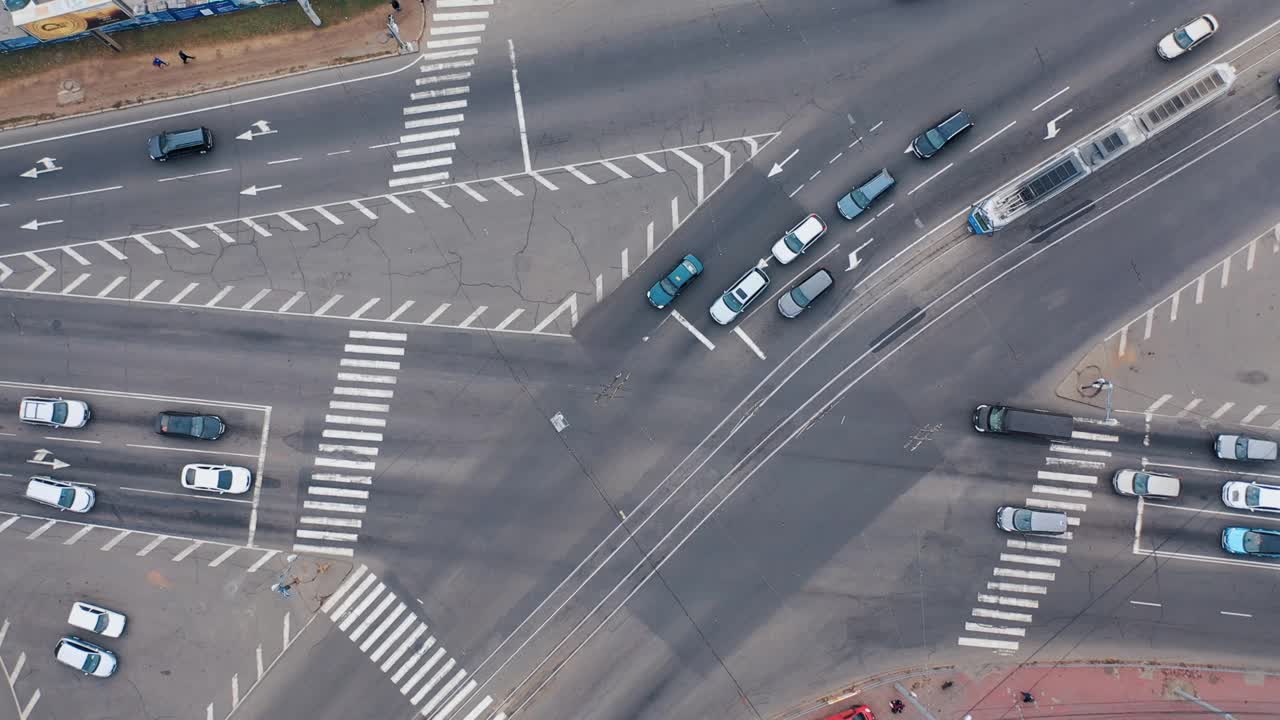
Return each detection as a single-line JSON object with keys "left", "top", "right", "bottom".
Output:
{"left": 1112, "top": 469, "right": 1180, "bottom": 499}
{"left": 995, "top": 506, "right": 1068, "bottom": 535}
{"left": 1222, "top": 481, "right": 1280, "bottom": 513}
{"left": 1216, "top": 434, "right": 1278, "bottom": 461}
{"left": 19, "top": 396, "right": 90, "bottom": 428}
{"left": 778, "top": 268, "right": 833, "bottom": 318}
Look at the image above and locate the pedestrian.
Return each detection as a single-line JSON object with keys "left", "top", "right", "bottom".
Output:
{"left": 178, "top": 49, "right": 195, "bottom": 63}
{"left": 890, "top": 699, "right": 905, "bottom": 714}
{"left": 390, "top": 0, "right": 400, "bottom": 11}
{"left": 1022, "top": 691, "right": 1035, "bottom": 704}
{"left": 152, "top": 56, "right": 168, "bottom": 68}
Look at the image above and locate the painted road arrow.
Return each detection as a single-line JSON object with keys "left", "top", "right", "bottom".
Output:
{"left": 29, "top": 448, "right": 70, "bottom": 470}
{"left": 236, "top": 120, "right": 277, "bottom": 141}
{"left": 767, "top": 149, "right": 799, "bottom": 178}
{"left": 20, "top": 218, "right": 64, "bottom": 230}
{"left": 19, "top": 157, "right": 60, "bottom": 179}
{"left": 1044, "top": 109, "right": 1073, "bottom": 140}
{"left": 240, "top": 184, "right": 282, "bottom": 196}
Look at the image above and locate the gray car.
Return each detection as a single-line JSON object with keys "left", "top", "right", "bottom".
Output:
{"left": 1216, "top": 434, "right": 1278, "bottom": 461}
{"left": 995, "top": 505, "right": 1068, "bottom": 535}
{"left": 911, "top": 109, "right": 974, "bottom": 159}
{"left": 836, "top": 169, "right": 895, "bottom": 220}
{"left": 778, "top": 268, "right": 833, "bottom": 318}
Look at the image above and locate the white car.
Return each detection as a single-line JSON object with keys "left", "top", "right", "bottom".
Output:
{"left": 181, "top": 463, "right": 253, "bottom": 494}
{"left": 19, "top": 396, "right": 90, "bottom": 428}
{"left": 1157, "top": 14, "right": 1218, "bottom": 60}
{"left": 770, "top": 214, "right": 828, "bottom": 264}
{"left": 55, "top": 636, "right": 117, "bottom": 677}
{"left": 1222, "top": 481, "right": 1280, "bottom": 513}
{"left": 68, "top": 602, "right": 127, "bottom": 638}
{"left": 709, "top": 267, "right": 770, "bottom": 325}
{"left": 25, "top": 476, "right": 95, "bottom": 513}
{"left": 1112, "top": 469, "right": 1181, "bottom": 499}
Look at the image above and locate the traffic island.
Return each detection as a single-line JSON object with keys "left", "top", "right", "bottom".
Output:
{"left": 792, "top": 660, "right": 1280, "bottom": 720}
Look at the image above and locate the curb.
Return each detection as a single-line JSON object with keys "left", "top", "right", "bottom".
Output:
{"left": 778, "top": 658, "right": 1280, "bottom": 720}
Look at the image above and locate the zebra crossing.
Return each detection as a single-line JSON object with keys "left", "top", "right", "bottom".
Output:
{"left": 294, "top": 330, "right": 410, "bottom": 558}
{"left": 957, "top": 427, "right": 1119, "bottom": 653}
{"left": 322, "top": 564, "right": 500, "bottom": 720}
{"left": 391, "top": 0, "right": 493, "bottom": 188}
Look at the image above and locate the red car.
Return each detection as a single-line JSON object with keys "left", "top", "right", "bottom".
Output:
{"left": 822, "top": 706, "right": 875, "bottom": 720}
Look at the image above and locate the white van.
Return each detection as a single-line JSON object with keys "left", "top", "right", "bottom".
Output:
{"left": 25, "top": 476, "right": 95, "bottom": 513}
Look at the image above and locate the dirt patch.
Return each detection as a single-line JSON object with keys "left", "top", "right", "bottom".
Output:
{"left": 0, "top": 0, "right": 423, "bottom": 129}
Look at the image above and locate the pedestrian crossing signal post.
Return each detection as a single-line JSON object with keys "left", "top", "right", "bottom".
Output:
{"left": 386, "top": 14, "right": 414, "bottom": 53}
{"left": 1081, "top": 378, "right": 1114, "bottom": 423}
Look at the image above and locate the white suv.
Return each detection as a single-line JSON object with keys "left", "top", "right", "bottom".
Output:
{"left": 19, "top": 396, "right": 90, "bottom": 428}
{"left": 709, "top": 268, "right": 769, "bottom": 325}
{"left": 771, "top": 214, "right": 827, "bottom": 264}
{"left": 26, "top": 476, "right": 95, "bottom": 513}
{"left": 1222, "top": 481, "right": 1280, "bottom": 513}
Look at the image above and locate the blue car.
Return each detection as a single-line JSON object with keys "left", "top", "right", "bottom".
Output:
{"left": 1221, "top": 526, "right": 1280, "bottom": 558}
{"left": 646, "top": 254, "right": 704, "bottom": 309}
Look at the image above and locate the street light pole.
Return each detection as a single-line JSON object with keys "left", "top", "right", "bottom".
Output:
{"left": 1081, "top": 378, "right": 1114, "bottom": 423}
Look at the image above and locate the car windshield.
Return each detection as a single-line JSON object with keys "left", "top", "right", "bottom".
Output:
{"left": 191, "top": 416, "right": 205, "bottom": 434}
{"left": 93, "top": 613, "right": 109, "bottom": 633}
{"left": 722, "top": 292, "right": 744, "bottom": 312}
{"left": 681, "top": 260, "right": 698, "bottom": 274}
{"left": 783, "top": 232, "right": 806, "bottom": 253}
{"left": 1238, "top": 437, "right": 1250, "bottom": 455}
{"left": 790, "top": 288, "right": 810, "bottom": 307}
{"left": 1012, "top": 509, "right": 1033, "bottom": 532}
{"left": 82, "top": 653, "right": 100, "bottom": 673}
{"left": 57, "top": 488, "right": 76, "bottom": 508}
{"left": 924, "top": 129, "right": 945, "bottom": 150}
{"left": 658, "top": 278, "right": 679, "bottom": 296}
{"left": 50, "top": 402, "right": 68, "bottom": 423}
{"left": 988, "top": 407, "right": 1006, "bottom": 432}
{"left": 216, "top": 470, "right": 234, "bottom": 490}
{"left": 851, "top": 190, "right": 871, "bottom": 209}
{"left": 1132, "top": 474, "right": 1149, "bottom": 494}
{"left": 1174, "top": 28, "right": 1195, "bottom": 49}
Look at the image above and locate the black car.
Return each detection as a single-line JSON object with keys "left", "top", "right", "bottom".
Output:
{"left": 155, "top": 411, "right": 226, "bottom": 440}
{"left": 911, "top": 109, "right": 974, "bottom": 159}
{"left": 147, "top": 127, "right": 214, "bottom": 161}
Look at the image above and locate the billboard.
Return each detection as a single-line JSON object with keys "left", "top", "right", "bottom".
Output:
{"left": 12, "top": 0, "right": 133, "bottom": 41}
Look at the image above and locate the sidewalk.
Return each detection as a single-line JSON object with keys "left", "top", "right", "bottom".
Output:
{"left": 0, "top": 0, "right": 424, "bottom": 129}
{"left": 803, "top": 661, "right": 1280, "bottom": 720}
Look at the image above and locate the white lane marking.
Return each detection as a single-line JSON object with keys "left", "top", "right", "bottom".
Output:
{"left": 22, "top": 252, "right": 55, "bottom": 291}
{"left": 396, "top": 142, "right": 456, "bottom": 158}
{"left": 976, "top": 593, "right": 1039, "bottom": 608}
{"left": 670, "top": 310, "right": 714, "bottom": 351}
{"left": 1242, "top": 405, "right": 1268, "bottom": 424}
{"left": 208, "top": 224, "right": 236, "bottom": 243}
{"left": 325, "top": 414, "right": 388, "bottom": 427}
{"left": 1032, "top": 85, "right": 1071, "bottom": 112}
{"left": 328, "top": 573, "right": 378, "bottom": 619}
{"left": 1044, "top": 457, "right": 1105, "bottom": 471}
{"left": 278, "top": 290, "right": 307, "bottom": 313}
{"left": 314, "top": 458, "right": 377, "bottom": 472}
{"left": 303, "top": 500, "right": 366, "bottom": 513}
{"left": 1031, "top": 484, "right": 1092, "bottom": 498}
{"left": 993, "top": 566, "right": 1055, "bottom": 581}
{"left": 172, "top": 541, "right": 204, "bottom": 562}
{"left": 301, "top": 516, "right": 364, "bottom": 529}
{"left": 426, "top": 36, "right": 483, "bottom": 49}
{"left": 1025, "top": 498, "right": 1087, "bottom": 512}
{"left": 456, "top": 183, "right": 486, "bottom": 202}
{"left": 1195, "top": 274, "right": 1205, "bottom": 303}
{"left": 61, "top": 246, "right": 90, "bottom": 266}
{"left": 240, "top": 288, "right": 272, "bottom": 310}
{"left": 999, "top": 553, "right": 1061, "bottom": 568}
{"left": 292, "top": 543, "right": 354, "bottom": 557}
{"left": 334, "top": 386, "right": 395, "bottom": 398}
{"left": 62, "top": 525, "right": 94, "bottom": 545}
{"left": 1070, "top": 430, "right": 1119, "bottom": 442}
{"left": 1129, "top": 600, "right": 1162, "bottom": 608}
{"left": 135, "top": 535, "right": 168, "bottom": 556}
{"left": 493, "top": 177, "right": 523, "bottom": 196}
{"left": 169, "top": 282, "right": 201, "bottom": 304}
{"left": 1176, "top": 398, "right": 1202, "bottom": 418}
{"left": 60, "top": 273, "right": 91, "bottom": 295}
{"left": 373, "top": 616, "right": 420, "bottom": 665}
{"left": 969, "top": 120, "right": 1017, "bottom": 153}
{"left": 385, "top": 300, "right": 416, "bottom": 322}
{"left": 907, "top": 163, "right": 953, "bottom": 196}
{"left": 278, "top": 212, "right": 308, "bottom": 232}
{"left": 393, "top": 158, "right": 454, "bottom": 173}
{"left": 1006, "top": 539, "right": 1068, "bottom": 554}
{"left": 349, "top": 298, "right": 381, "bottom": 319}
{"left": 267, "top": 158, "right": 301, "bottom": 166}
{"left": 341, "top": 357, "right": 400, "bottom": 369}
{"left": 421, "top": 48, "right": 479, "bottom": 61}
{"left": 349, "top": 200, "right": 377, "bottom": 219}
{"left": 314, "top": 206, "right": 344, "bottom": 225}
{"left": 1220, "top": 610, "right": 1252, "bottom": 618}
{"left": 1221, "top": 256, "right": 1231, "bottom": 288}
{"left": 330, "top": 401, "right": 390, "bottom": 412}
{"left": 246, "top": 549, "right": 279, "bottom": 573}
{"left": 349, "top": 329, "right": 407, "bottom": 341}
{"left": 528, "top": 171, "right": 558, "bottom": 191}
{"left": 971, "top": 607, "right": 1032, "bottom": 623}
{"left": 600, "top": 160, "right": 631, "bottom": 179}
{"left": 344, "top": 343, "right": 405, "bottom": 356}
{"left": 1169, "top": 291, "right": 1179, "bottom": 322}
{"left": 334, "top": 373, "right": 395, "bottom": 385}
{"left": 204, "top": 286, "right": 235, "bottom": 307}
{"left": 565, "top": 165, "right": 596, "bottom": 184}
{"left": 458, "top": 306, "right": 488, "bottom": 328}
{"left": 1036, "top": 470, "right": 1096, "bottom": 485}
{"left": 1145, "top": 394, "right": 1173, "bottom": 413}
{"left": 99, "top": 529, "right": 130, "bottom": 551}
{"left": 384, "top": 195, "right": 415, "bottom": 214}
{"left": 461, "top": 695, "right": 495, "bottom": 720}
{"left": 958, "top": 636, "right": 1019, "bottom": 650}
{"left": 400, "top": 128, "right": 462, "bottom": 143}
{"left": 311, "top": 472, "right": 373, "bottom": 484}
{"left": 417, "top": 72, "right": 473, "bottom": 86}
{"left": 36, "top": 185, "right": 123, "bottom": 202}
{"left": 207, "top": 546, "right": 240, "bottom": 567}
{"left": 987, "top": 582, "right": 1047, "bottom": 595}
{"left": 733, "top": 326, "right": 766, "bottom": 360}
{"left": 672, "top": 148, "right": 704, "bottom": 202}
{"left": 132, "top": 279, "right": 164, "bottom": 301}
{"left": 242, "top": 218, "right": 272, "bottom": 237}
{"left": 432, "top": 10, "right": 488, "bottom": 20}
{"left": 964, "top": 622, "right": 1025, "bottom": 637}
{"left": 509, "top": 38, "right": 531, "bottom": 173}
{"left": 97, "top": 240, "right": 127, "bottom": 259}
{"left": 1142, "top": 308, "right": 1154, "bottom": 339}
{"left": 1210, "top": 402, "right": 1236, "bottom": 420}
{"left": 317, "top": 443, "right": 379, "bottom": 456}
{"left": 636, "top": 153, "right": 665, "bottom": 173}
{"left": 494, "top": 309, "right": 525, "bottom": 331}
{"left": 298, "top": 528, "right": 360, "bottom": 543}
{"left": 1049, "top": 443, "right": 1112, "bottom": 457}
{"left": 391, "top": 637, "right": 436, "bottom": 683}
{"left": 868, "top": 121, "right": 884, "bottom": 132}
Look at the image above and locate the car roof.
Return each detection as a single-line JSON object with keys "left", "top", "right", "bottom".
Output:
{"left": 735, "top": 268, "right": 768, "bottom": 294}
{"left": 790, "top": 214, "right": 825, "bottom": 241}
{"left": 940, "top": 110, "right": 972, "bottom": 133}
{"left": 798, "top": 269, "right": 833, "bottom": 294}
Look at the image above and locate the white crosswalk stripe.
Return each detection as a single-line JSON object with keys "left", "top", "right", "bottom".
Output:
{"left": 319, "top": 566, "right": 493, "bottom": 717}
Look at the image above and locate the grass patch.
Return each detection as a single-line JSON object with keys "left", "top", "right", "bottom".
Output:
{"left": 0, "top": 0, "right": 390, "bottom": 74}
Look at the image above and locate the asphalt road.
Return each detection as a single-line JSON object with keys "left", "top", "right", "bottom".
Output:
{"left": 4, "top": 2, "right": 1280, "bottom": 720}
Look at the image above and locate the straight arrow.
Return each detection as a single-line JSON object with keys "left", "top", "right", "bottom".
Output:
{"left": 20, "top": 218, "right": 64, "bottom": 230}
{"left": 767, "top": 149, "right": 799, "bottom": 178}
{"left": 240, "top": 184, "right": 282, "bottom": 196}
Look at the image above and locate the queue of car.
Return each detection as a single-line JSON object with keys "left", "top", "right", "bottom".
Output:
{"left": 17, "top": 396, "right": 254, "bottom": 515}
{"left": 55, "top": 601, "right": 128, "bottom": 677}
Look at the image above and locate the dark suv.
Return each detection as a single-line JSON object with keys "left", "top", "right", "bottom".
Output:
{"left": 148, "top": 127, "right": 214, "bottom": 161}
{"left": 911, "top": 110, "right": 974, "bottom": 159}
